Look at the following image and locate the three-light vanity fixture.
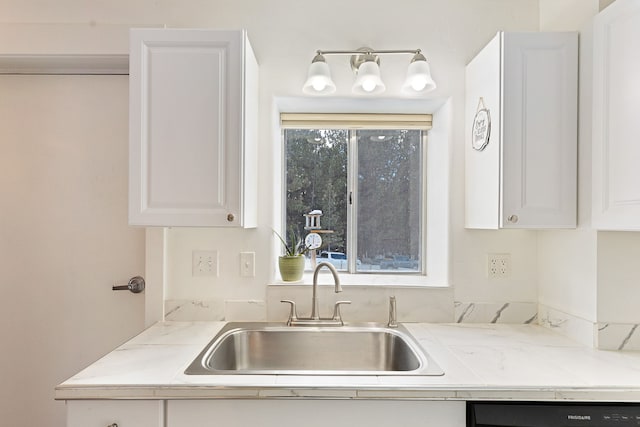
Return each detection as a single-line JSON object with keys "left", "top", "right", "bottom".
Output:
{"left": 302, "top": 48, "right": 436, "bottom": 96}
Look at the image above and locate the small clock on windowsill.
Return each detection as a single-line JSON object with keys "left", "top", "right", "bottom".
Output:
{"left": 304, "top": 232, "right": 322, "bottom": 250}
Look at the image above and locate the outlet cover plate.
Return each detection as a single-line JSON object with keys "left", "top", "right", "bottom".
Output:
{"left": 192, "top": 250, "right": 219, "bottom": 277}
{"left": 488, "top": 253, "right": 511, "bottom": 278}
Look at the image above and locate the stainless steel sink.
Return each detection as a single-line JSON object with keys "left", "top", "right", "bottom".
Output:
{"left": 185, "top": 322, "right": 443, "bottom": 376}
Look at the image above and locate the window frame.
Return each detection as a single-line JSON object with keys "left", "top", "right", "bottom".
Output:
{"left": 275, "top": 96, "right": 451, "bottom": 288}
{"left": 282, "top": 114, "right": 431, "bottom": 275}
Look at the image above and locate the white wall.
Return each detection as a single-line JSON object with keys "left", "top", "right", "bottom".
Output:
{"left": 540, "top": 0, "right": 600, "bottom": 31}
{"left": 537, "top": 0, "right": 640, "bottom": 348}
{"left": 537, "top": 0, "right": 600, "bottom": 327}
{"left": 597, "top": 232, "right": 640, "bottom": 324}
{"left": 149, "top": 0, "right": 542, "bottom": 321}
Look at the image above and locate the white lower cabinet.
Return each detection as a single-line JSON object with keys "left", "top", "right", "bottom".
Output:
{"left": 166, "top": 399, "right": 466, "bottom": 427}
{"left": 66, "top": 398, "right": 466, "bottom": 427}
{"left": 66, "top": 400, "right": 163, "bottom": 427}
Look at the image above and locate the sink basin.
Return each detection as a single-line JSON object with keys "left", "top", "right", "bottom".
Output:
{"left": 185, "top": 322, "right": 443, "bottom": 376}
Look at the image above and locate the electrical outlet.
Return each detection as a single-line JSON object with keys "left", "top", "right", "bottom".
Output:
{"left": 240, "top": 252, "right": 255, "bottom": 277}
{"left": 488, "top": 253, "right": 511, "bottom": 278}
{"left": 192, "top": 250, "right": 218, "bottom": 277}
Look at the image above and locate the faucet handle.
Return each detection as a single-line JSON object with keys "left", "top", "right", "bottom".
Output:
{"left": 280, "top": 300, "right": 298, "bottom": 326}
{"left": 332, "top": 301, "right": 351, "bottom": 325}
{"left": 388, "top": 296, "right": 398, "bottom": 328}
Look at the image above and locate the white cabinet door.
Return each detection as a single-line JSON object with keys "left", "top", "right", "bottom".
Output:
{"left": 592, "top": 0, "right": 640, "bottom": 231}
{"left": 67, "top": 400, "right": 163, "bottom": 427}
{"left": 167, "top": 399, "right": 465, "bottom": 427}
{"left": 129, "top": 29, "right": 258, "bottom": 227}
{"left": 465, "top": 32, "right": 578, "bottom": 229}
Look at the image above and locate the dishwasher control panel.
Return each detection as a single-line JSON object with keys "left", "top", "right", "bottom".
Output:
{"left": 468, "top": 402, "right": 640, "bottom": 426}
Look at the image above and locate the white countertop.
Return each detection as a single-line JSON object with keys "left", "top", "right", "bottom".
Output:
{"left": 55, "top": 322, "right": 640, "bottom": 401}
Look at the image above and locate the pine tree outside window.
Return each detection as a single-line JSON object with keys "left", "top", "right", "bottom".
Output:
{"left": 281, "top": 114, "right": 432, "bottom": 274}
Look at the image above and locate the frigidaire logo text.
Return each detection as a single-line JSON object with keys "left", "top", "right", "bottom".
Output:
{"left": 567, "top": 415, "right": 591, "bottom": 420}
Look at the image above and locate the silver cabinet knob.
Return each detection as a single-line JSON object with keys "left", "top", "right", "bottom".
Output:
{"left": 112, "top": 276, "right": 145, "bottom": 293}
{"left": 507, "top": 214, "right": 519, "bottom": 223}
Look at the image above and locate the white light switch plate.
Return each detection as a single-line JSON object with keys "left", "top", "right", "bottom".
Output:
{"left": 240, "top": 252, "right": 255, "bottom": 277}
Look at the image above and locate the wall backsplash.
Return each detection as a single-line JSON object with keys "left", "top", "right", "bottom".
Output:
{"left": 164, "top": 286, "right": 539, "bottom": 326}
{"left": 597, "top": 323, "right": 640, "bottom": 351}
{"left": 538, "top": 304, "right": 640, "bottom": 351}
{"left": 164, "top": 296, "right": 640, "bottom": 351}
{"left": 455, "top": 302, "right": 537, "bottom": 324}
{"left": 164, "top": 286, "right": 457, "bottom": 323}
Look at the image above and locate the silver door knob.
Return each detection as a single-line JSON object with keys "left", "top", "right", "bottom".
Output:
{"left": 112, "top": 276, "right": 145, "bottom": 293}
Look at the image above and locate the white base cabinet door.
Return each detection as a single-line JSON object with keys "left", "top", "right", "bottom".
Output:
{"left": 66, "top": 400, "right": 163, "bottom": 427}
{"left": 465, "top": 32, "right": 578, "bottom": 229}
{"left": 591, "top": 0, "right": 640, "bottom": 231}
{"left": 166, "top": 399, "right": 466, "bottom": 427}
{"left": 129, "top": 28, "right": 258, "bottom": 227}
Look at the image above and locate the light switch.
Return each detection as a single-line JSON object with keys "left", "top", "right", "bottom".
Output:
{"left": 240, "top": 252, "right": 255, "bottom": 277}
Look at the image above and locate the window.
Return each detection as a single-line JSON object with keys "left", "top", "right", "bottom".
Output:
{"left": 282, "top": 113, "right": 432, "bottom": 274}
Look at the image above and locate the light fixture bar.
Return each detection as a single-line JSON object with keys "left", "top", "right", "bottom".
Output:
{"left": 302, "top": 47, "right": 436, "bottom": 96}
{"left": 316, "top": 49, "right": 422, "bottom": 56}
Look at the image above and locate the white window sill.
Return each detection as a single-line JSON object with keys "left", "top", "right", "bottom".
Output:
{"left": 271, "top": 271, "right": 449, "bottom": 288}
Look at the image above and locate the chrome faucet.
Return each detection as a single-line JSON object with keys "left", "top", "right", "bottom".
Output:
{"left": 281, "top": 262, "right": 350, "bottom": 326}
{"left": 311, "top": 262, "right": 341, "bottom": 319}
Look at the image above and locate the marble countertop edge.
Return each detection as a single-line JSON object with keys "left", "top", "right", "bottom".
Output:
{"left": 55, "top": 322, "right": 640, "bottom": 402}
{"left": 54, "top": 384, "right": 640, "bottom": 402}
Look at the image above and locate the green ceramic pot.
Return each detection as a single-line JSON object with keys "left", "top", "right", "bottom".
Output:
{"left": 278, "top": 255, "right": 305, "bottom": 282}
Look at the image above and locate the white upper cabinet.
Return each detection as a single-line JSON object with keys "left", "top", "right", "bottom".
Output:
{"left": 129, "top": 29, "right": 258, "bottom": 227}
{"left": 465, "top": 32, "right": 578, "bottom": 229}
{"left": 592, "top": 0, "right": 640, "bottom": 231}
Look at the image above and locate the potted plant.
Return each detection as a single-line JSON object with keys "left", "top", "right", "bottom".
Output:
{"left": 275, "top": 229, "right": 309, "bottom": 282}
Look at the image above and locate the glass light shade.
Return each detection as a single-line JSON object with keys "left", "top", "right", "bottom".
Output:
{"left": 352, "top": 61, "right": 385, "bottom": 95}
{"left": 302, "top": 60, "right": 336, "bottom": 95}
{"left": 402, "top": 59, "right": 436, "bottom": 94}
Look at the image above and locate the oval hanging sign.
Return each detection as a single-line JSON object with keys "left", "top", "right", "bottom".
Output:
{"left": 472, "top": 98, "right": 491, "bottom": 151}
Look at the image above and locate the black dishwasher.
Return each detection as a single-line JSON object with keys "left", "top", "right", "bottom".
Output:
{"left": 467, "top": 401, "right": 640, "bottom": 426}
